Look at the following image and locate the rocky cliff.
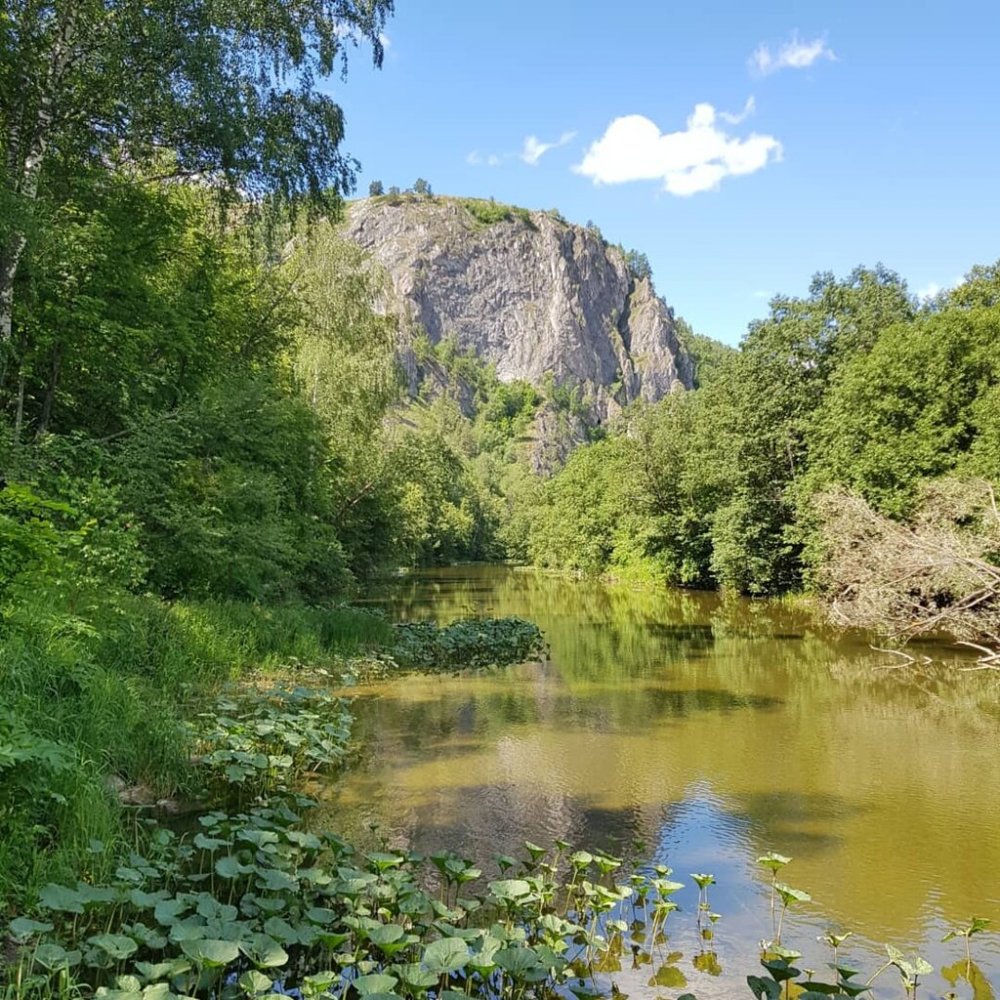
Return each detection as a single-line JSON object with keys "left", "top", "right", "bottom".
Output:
{"left": 345, "top": 196, "right": 693, "bottom": 420}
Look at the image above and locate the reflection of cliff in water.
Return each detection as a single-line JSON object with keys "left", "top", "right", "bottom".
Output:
{"left": 334, "top": 567, "right": 1000, "bottom": 995}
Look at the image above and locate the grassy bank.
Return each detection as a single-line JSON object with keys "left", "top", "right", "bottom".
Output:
{"left": 0, "top": 591, "right": 395, "bottom": 903}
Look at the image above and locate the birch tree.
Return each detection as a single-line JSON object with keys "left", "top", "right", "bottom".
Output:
{"left": 0, "top": 0, "right": 393, "bottom": 390}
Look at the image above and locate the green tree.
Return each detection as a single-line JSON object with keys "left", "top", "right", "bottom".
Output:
{"left": 9, "top": 175, "right": 289, "bottom": 440}
{"left": 0, "top": 0, "right": 393, "bottom": 380}
{"left": 369, "top": 179, "right": 385, "bottom": 196}
{"left": 707, "top": 265, "right": 914, "bottom": 592}
{"left": 806, "top": 302, "right": 1000, "bottom": 514}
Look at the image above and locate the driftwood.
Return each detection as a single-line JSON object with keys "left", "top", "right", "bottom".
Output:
{"left": 815, "top": 479, "right": 1000, "bottom": 665}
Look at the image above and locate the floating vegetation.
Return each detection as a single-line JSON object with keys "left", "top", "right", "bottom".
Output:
{"left": 389, "top": 618, "right": 546, "bottom": 673}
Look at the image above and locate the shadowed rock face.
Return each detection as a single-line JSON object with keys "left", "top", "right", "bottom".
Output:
{"left": 345, "top": 197, "right": 693, "bottom": 420}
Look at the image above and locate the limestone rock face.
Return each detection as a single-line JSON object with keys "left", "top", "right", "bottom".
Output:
{"left": 345, "top": 197, "right": 693, "bottom": 419}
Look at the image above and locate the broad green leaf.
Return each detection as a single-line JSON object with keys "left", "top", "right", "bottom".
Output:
{"left": 39, "top": 883, "right": 85, "bottom": 914}
{"left": 9, "top": 917, "right": 54, "bottom": 940}
{"left": 757, "top": 852, "right": 792, "bottom": 872}
{"left": 180, "top": 938, "right": 240, "bottom": 968}
{"left": 89, "top": 933, "right": 139, "bottom": 960}
{"left": 240, "top": 933, "right": 289, "bottom": 969}
{"left": 215, "top": 856, "right": 252, "bottom": 879}
{"left": 488, "top": 879, "right": 531, "bottom": 900}
{"left": 747, "top": 975, "right": 782, "bottom": 1000}
{"left": 32, "top": 942, "right": 71, "bottom": 969}
{"left": 421, "top": 937, "right": 470, "bottom": 975}
{"left": 494, "top": 946, "right": 541, "bottom": 977}
{"left": 238, "top": 969, "right": 274, "bottom": 995}
{"left": 352, "top": 973, "right": 398, "bottom": 996}
{"left": 397, "top": 963, "right": 438, "bottom": 989}
{"left": 774, "top": 882, "right": 811, "bottom": 905}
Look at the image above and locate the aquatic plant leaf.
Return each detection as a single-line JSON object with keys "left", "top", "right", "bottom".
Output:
{"left": 397, "top": 963, "right": 439, "bottom": 989}
{"left": 367, "top": 924, "right": 407, "bottom": 955}
{"left": 180, "top": 938, "right": 240, "bottom": 968}
{"left": 757, "top": 853, "right": 792, "bottom": 872}
{"left": 9, "top": 917, "right": 54, "bottom": 940}
{"left": 262, "top": 916, "right": 299, "bottom": 945}
{"left": 747, "top": 975, "right": 782, "bottom": 1000}
{"left": 257, "top": 869, "right": 298, "bottom": 892}
{"left": 139, "top": 986, "right": 173, "bottom": 999}
{"left": 215, "top": 856, "right": 253, "bottom": 879}
{"left": 31, "top": 942, "right": 71, "bottom": 969}
{"left": 89, "top": 933, "right": 139, "bottom": 960}
{"left": 238, "top": 969, "right": 274, "bottom": 994}
{"left": 193, "top": 833, "right": 228, "bottom": 852}
{"left": 495, "top": 946, "right": 542, "bottom": 976}
{"left": 762, "top": 959, "right": 800, "bottom": 983}
{"left": 352, "top": 973, "right": 398, "bottom": 995}
{"left": 39, "top": 883, "right": 85, "bottom": 914}
{"left": 774, "top": 883, "right": 811, "bottom": 905}
{"left": 367, "top": 852, "right": 405, "bottom": 872}
{"left": 488, "top": 879, "right": 531, "bottom": 900}
{"left": 422, "top": 937, "right": 470, "bottom": 975}
{"left": 241, "top": 933, "right": 289, "bottom": 969}
{"left": 300, "top": 970, "right": 338, "bottom": 995}
{"left": 135, "top": 959, "right": 193, "bottom": 980}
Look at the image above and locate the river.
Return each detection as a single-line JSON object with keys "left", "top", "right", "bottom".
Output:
{"left": 322, "top": 566, "right": 1000, "bottom": 998}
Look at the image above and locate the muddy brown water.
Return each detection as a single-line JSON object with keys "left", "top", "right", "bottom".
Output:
{"left": 320, "top": 566, "right": 1000, "bottom": 998}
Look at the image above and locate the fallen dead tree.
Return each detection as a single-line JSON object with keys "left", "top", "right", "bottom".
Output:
{"left": 813, "top": 478, "right": 1000, "bottom": 663}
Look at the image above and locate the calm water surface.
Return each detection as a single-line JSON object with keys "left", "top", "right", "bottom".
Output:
{"left": 322, "top": 566, "right": 1000, "bottom": 999}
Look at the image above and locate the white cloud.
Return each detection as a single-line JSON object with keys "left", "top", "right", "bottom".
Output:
{"left": 378, "top": 32, "right": 391, "bottom": 49}
{"left": 520, "top": 130, "right": 577, "bottom": 166}
{"left": 573, "top": 102, "right": 782, "bottom": 196}
{"left": 916, "top": 277, "right": 963, "bottom": 301}
{"left": 750, "top": 34, "right": 835, "bottom": 76}
{"left": 466, "top": 151, "right": 502, "bottom": 167}
{"left": 719, "top": 96, "right": 756, "bottom": 125}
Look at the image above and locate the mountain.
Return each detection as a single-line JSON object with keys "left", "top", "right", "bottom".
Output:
{"left": 344, "top": 195, "right": 693, "bottom": 423}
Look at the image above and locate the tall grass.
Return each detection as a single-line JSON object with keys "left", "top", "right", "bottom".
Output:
{"left": 0, "top": 587, "right": 391, "bottom": 905}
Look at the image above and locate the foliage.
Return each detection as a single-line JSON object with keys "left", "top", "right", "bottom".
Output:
{"left": 7, "top": 175, "right": 292, "bottom": 439}
{"left": 389, "top": 617, "right": 546, "bottom": 671}
{"left": 458, "top": 199, "right": 535, "bottom": 229}
{"left": 1, "top": 0, "right": 392, "bottom": 206}
{"left": 623, "top": 248, "right": 653, "bottom": 282}
{"left": 2, "top": 808, "right": 680, "bottom": 1000}
{"left": 193, "top": 687, "right": 353, "bottom": 803}
{"left": 512, "top": 260, "right": 1000, "bottom": 611}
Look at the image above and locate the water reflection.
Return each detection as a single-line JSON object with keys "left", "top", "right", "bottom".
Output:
{"left": 330, "top": 567, "right": 1000, "bottom": 996}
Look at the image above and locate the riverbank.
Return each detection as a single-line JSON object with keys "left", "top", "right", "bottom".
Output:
{"left": 4, "top": 567, "right": 998, "bottom": 998}
{"left": 0, "top": 582, "right": 542, "bottom": 910}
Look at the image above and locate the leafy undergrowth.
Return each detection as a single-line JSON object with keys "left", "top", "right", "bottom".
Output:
{"left": 3, "top": 808, "right": 679, "bottom": 1000}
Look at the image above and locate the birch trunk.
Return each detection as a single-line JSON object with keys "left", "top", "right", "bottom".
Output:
{"left": 0, "top": 6, "right": 78, "bottom": 383}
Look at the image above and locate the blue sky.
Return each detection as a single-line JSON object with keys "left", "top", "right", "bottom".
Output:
{"left": 330, "top": 1, "right": 1000, "bottom": 345}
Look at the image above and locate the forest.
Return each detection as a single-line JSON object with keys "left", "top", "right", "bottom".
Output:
{"left": 2, "top": 1, "right": 998, "bottom": 998}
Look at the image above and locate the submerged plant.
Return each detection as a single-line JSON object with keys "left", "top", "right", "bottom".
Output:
{"left": 942, "top": 915, "right": 991, "bottom": 971}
